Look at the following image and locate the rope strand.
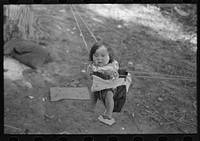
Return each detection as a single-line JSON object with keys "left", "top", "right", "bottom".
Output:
{"left": 4, "top": 125, "right": 22, "bottom": 131}
{"left": 69, "top": 5, "right": 89, "bottom": 52}
{"left": 126, "top": 70, "right": 196, "bottom": 79}
{"left": 119, "top": 74, "right": 196, "bottom": 81}
{"left": 72, "top": 5, "right": 98, "bottom": 42}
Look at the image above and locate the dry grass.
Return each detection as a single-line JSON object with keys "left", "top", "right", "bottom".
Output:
{"left": 85, "top": 4, "right": 196, "bottom": 46}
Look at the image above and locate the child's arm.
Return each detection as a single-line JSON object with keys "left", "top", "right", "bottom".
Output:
{"left": 86, "top": 62, "right": 103, "bottom": 75}
{"left": 98, "top": 60, "right": 119, "bottom": 71}
{"left": 110, "top": 59, "right": 119, "bottom": 71}
{"left": 86, "top": 60, "right": 119, "bottom": 80}
{"left": 86, "top": 62, "right": 94, "bottom": 75}
{"left": 102, "top": 60, "right": 119, "bottom": 79}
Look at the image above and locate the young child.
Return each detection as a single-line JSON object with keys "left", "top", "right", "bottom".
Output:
{"left": 86, "top": 41, "right": 120, "bottom": 122}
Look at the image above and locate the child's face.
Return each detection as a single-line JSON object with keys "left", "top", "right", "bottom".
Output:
{"left": 92, "top": 46, "right": 110, "bottom": 67}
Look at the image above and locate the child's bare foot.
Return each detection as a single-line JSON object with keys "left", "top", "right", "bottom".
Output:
{"left": 103, "top": 110, "right": 113, "bottom": 119}
{"left": 102, "top": 114, "right": 113, "bottom": 120}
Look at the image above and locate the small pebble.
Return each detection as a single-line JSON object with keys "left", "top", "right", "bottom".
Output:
{"left": 23, "top": 81, "right": 32, "bottom": 89}
{"left": 123, "top": 23, "right": 128, "bottom": 27}
{"left": 128, "top": 61, "right": 133, "bottom": 66}
{"left": 57, "top": 25, "right": 61, "bottom": 30}
{"left": 59, "top": 9, "right": 65, "bottom": 13}
{"left": 117, "top": 25, "right": 122, "bottom": 28}
{"left": 81, "top": 70, "right": 86, "bottom": 73}
{"left": 158, "top": 97, "right": 163, "bottom": 102}
{"left": 78, "top": 83, "right": 83, "bottom": 87}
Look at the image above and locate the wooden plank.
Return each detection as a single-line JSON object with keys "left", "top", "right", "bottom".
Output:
{"left": 50, "top": 87, "right": 90, "bottom": 101}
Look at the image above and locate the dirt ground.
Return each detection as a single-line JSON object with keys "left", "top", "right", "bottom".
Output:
{"left": 4, "top": 4, "right": 197, "bottom": 134}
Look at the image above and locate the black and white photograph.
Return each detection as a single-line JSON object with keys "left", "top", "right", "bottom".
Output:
{"left": 3, "top": 4, "right": 197, "bottom": 134}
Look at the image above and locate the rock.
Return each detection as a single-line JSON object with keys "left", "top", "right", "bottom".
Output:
{"left": 117, "top": 25, "right": 122, "bottom": 28}
{"left": 78, "top": 83, "right": 83, "bottom": 87}
{"left": 22, "top": 80, "right": 32, "bottom": 88}
{"left": 25, "top": 96, "right": 34, "bottom": 99}
{"left": 128, "top": 61, "right": 133, "bottom": 66}
{"left": 123, "top": 23, "right": 128, "bottom": 27}
{"left": 59, "top": 9, "right": 65, "bottom": 13}
{"left": 4, "top": 57, "right": 29, "bottom": 81}
{"left": 158, "top": 97, "right": 163, "bottom": 102}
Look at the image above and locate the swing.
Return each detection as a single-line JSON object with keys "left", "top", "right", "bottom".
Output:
{"left": 70, "top": 5, "right": 132, "bottom": 125}
{"left": 92, "top": 69, "right": 131, "bottom": 113}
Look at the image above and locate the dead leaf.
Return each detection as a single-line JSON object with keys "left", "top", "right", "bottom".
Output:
{"left": 45, "top": 114, "right": 54, "bottom": 119}
{"left": 158, "top": 97, "right": 163, "bottom": 102}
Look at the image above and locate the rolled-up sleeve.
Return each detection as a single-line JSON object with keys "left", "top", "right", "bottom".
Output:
{"left": 112, "top": 60, "right": 119, "bottom": 71}
{"left": 86, "top": 62, "right": 93, "bottom": 75}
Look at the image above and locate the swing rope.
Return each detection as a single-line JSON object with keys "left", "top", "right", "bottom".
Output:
{"left": 72, "top": 5, "right": 98, "bottom": 43}
{"left": 119, "top": 74, "right": 196, "bottom": 81}
{"left": 69, "top": 5, "right": 196, "bottom": 82}
{"left": 70, "top": 5, "right": 89, "bottom": 52}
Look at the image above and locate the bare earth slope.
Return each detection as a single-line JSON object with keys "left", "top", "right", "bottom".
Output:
{"left": 4, "top": 4, "right": 197, "bottom": 134}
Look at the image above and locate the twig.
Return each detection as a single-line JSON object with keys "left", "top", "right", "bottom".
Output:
{"left": 124, "top": 110, "right": 142, "bottom": 133}
{"left": 164, "top": 121, "right": 175, "bottom": 125}
{"left": 177, "top": 125, "right": 187, "bottom": 133}
{"left": 4, "top": 125, "right": 22, "bottom": 131}
{"left": 72, "top": 121, "right": 88, "bottom": 132}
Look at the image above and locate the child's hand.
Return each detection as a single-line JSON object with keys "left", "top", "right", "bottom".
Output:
{"left": 86, "top": 65, "right": 93, "bottom": 74}
{"left": 103, "top": 70, "right": 118, "bottom": 79}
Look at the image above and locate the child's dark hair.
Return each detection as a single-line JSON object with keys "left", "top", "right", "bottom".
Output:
{"left": 89, "top": 41, "right": 114, "bottom": 63}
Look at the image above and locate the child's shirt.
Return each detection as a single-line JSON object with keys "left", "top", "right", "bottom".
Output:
{"left": 86, "top": 59, "right": 119, "bottom": 80}
{"left": 86, "top": 59, "right": 132, "bottom": 92}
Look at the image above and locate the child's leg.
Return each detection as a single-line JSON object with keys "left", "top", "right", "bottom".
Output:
{"left": 88, "top": 92, "right": 98, "bottom": 112}
{"left": 104, "top": 90, "right": 114, "bottom": 119}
